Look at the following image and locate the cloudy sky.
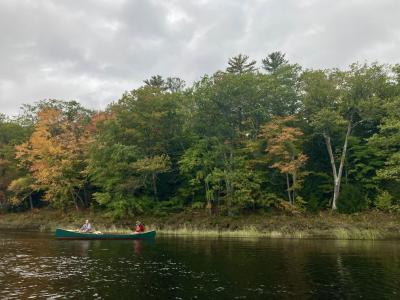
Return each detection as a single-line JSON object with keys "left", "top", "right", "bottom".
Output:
{"left": 0, "top": 0, "right": 399, "bottom": 115}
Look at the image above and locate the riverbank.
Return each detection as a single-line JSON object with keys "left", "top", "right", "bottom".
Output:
{"left": 1, "top": 209, "right": 400, "bottom": 240}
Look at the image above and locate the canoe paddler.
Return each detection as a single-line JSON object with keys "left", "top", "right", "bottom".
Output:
{"left": 80, "top": 219, "right": 93, "bottom": 233}
{"left": 134, "top": 221, "right": 145, "bottom": 233}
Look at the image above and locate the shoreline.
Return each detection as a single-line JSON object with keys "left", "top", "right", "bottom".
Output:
{"left": 1, "top": 209, "right": 400, "bottom": 240}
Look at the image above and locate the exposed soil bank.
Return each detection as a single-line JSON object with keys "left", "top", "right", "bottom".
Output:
{"left": 1, "top": 209, "right": 399, "bottom": 240}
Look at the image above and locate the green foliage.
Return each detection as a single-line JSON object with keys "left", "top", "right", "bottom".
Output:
{"left": 180, "top": 137, "right": 264, "bottom": 213}
{"left": 191, "top": 201, "right": 205, "bottom": 209}
{"left": 259, "top": 193, "right": 284, "bottom": 209}
{"left": 92, "top": 192, "right": 112, "bottom": 206}
{"left": 152, "top": 198, "right": 185, "bottom": 216}
{"left": 226, "top": 54, "right": 257, "bottom": 74}
{"left": 337, "top": 185, "right": 369, "bottom": 214}
{"left": 132, "top": 155, "right": 171, "bottom": 177}
{"left": 0, "top": 57, "right": 399, "bottom": 217}
{"left": 7, "top": 176, "right": 35, "bottom": 207}
{"left": 306, "top": 194, "right": 321, "bottom": 213}
{"left": 375, "top": 190, "right": 394, "bottom": 212}
{"left": 144, "top": 75, "right": 166, "bottom": 90}
{"left": 310, "top": 108, "right": 347, "bottom": 135}
{"left": 262, "top": 51, "right": 288, "bottom": 73}
{"left": 302, "top": 64, "right": 393, "bottom": 210}
{"left": 0, "top": 117, "right": 31, "bottom": 209}
{"left": 347, "top": 137, "right": 383, "bottom": 194}
{"left": 102, "top": 195, "right": 154, "bottom": 220}
{"left": 302, "top": 172, "right": 332, "bottom": 210}
{"left": 143, "top": 75, "right": 186, "bottom": 93}
{"left": 369, "top": 98, "right": 400, "bottom": 184}
{"left": 293, "top": 196, "right": 307, "bottom": 211}
{"left": 260, "top": 63, "right": 302, "bottom": 116}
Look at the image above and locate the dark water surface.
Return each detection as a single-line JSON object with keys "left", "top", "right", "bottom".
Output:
{"left": 1, "top": 231, "right": 400, "bottom": 299}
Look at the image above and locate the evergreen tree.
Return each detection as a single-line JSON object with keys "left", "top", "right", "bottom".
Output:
{"left": 262, "top": 51, "right": 288, "bottom": 73}
{"left": 226, "top": 54, "right": 257, "bottom": 74}
{"left": 144, "top": 75, "right": 166, "bottom": 90}
{"left": 166, "top": 77, "right": 186, "bottom": 93}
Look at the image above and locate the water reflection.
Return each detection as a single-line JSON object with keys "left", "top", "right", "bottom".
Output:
{"left": 0, "top": 231, "right": 400, "bottom": 299}
{"left": 78, "top": 240, "right": 91, "bottom": 256}
{"left": 133, "top": 240, "right": 142, "bottom": 255}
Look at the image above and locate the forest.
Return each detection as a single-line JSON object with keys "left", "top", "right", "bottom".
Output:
{"left": 1, "top": 52, "right": 399, "bottom": 218}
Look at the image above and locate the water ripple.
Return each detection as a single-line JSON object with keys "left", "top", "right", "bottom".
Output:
{"left": 1, "top": 233, "right": 400, "bottom": 299}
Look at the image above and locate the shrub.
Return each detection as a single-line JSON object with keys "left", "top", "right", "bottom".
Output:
{"left": 338, "top": 184, "right": 369, "bottom": 214}
{"left": 259, "top": 193, "right": 283, "bottom": 209}
{"left": 152, "top": 197, "right": 184, "bottom": 216}
{"left": 375, "top": 190, "right": 397, "bottom": 212}
{"left": 306, "top": 194, "right": 320, "bottom": 213}
{"left": 102, "top": 195, "right": 154, "bottom": 220}
{"left": 191, "top": 201, "right": 205, "bottom": 209}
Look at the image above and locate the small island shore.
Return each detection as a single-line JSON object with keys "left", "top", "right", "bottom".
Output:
{"left": 1, "top": 209, "right": 399, "bottom": 240}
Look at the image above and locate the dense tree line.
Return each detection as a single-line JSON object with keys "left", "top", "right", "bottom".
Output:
{"left": 1, "top": 52, "right": 399, "bottom": 217}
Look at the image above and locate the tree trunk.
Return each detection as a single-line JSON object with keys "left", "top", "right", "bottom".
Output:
{"left": 29, "top": 194, "right": 34, "bottom": 211}
{"left": 152, "top": 173, "right": 158, "bottom": 201}
{"left": 83, "top": 184, "right": 89, "bottom": 207}
{"left": 286, "top": 174, "right": 292, "bottom": 204}
{"left": 71, "top": 190, "right": 80, "bottom": 212}
{"left": 205, "top": 181, "right": 212, "bottom": 215}
{"left": 323, "top": 118, "right": 352, "bottom": 210}
{"left": 324, "top": 134, "right": 338, "bottom": 209}
{"left": 78, "top": 193, "right": 85, "bottom": 208}
{"left": 229, "top": 151, "right": 234, "bottom": 205}
{"left": 73, "top": 189, "right": 85, "bottom": 208}
{"left": 336, "top": 119, "right": 352, "bottom": 206}
{"left": 224, "top": 150, "right": 234, "bottom": 210}
{"left": 74, "top": 199, "right": 80, "bottom": 211}
{"left": 292, "top": 172, "right": 296, "bottom": 204}
{"left": 225, "top": 178, "right": 232, "bottom": 209}
{"left": 216, "top": 190, "right": 220, "bottom": 216}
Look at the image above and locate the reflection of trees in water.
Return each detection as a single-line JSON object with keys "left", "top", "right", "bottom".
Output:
{"left": 300, "top": 240, "right": 397, "bottom": 298}
{"left": 155, "top": 237, "right": 312, "bottom": 297}
{"left": 155, "top": 237, "right": 400, "bottom": 298}
{"left": 2, "top": 233, "right": 400, "bottom": 299}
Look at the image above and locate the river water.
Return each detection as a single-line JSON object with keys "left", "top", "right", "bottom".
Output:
{"left": 0, "top": 231, "right": 399, "bottom": 299}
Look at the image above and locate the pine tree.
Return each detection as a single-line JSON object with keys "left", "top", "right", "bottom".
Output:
{"left": 144, "top": 75, "right": 166, "bottom": 90}
{"left": 262, "top": 51, "right": 288, "bottom": 73}
{"left": 226, "top": 54, "right": 257, "bottom": 74}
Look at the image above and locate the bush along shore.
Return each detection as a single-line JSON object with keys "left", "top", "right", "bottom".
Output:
{"left": 1, "top": 209, "right": 400, "bottom": 240}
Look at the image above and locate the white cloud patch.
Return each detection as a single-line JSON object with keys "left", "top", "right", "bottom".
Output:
{"left": 0, "top": 0, "right": 399, "bottom": 115}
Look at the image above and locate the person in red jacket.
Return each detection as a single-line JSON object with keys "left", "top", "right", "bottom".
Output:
{"left": 134, "top": 221, "right": 145, "bottom": 233}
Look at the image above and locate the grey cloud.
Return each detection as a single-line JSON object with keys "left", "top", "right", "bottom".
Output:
{"left": 0, "top": 0, "right": 399, "bottom": 115}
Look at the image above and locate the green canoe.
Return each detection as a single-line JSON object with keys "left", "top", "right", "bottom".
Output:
{"left": 55, "top": 228, "right": 156, "bottom": 240}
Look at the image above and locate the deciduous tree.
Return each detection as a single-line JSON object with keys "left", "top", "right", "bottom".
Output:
{"left": 261, "top": 116, "right": 308, "bottom": 204}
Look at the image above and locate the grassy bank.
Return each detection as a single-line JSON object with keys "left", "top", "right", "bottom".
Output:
{"left": 0, "top": 209, "right": 400, "bottom": 240}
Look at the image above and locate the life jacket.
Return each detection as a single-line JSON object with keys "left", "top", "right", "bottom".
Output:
{"left": 135, "top": 224, "right": 145, "bottom": 232}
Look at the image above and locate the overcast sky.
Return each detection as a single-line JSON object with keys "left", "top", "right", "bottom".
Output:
{"left": 0, "top": 0, "right": 399, "bottom": 116}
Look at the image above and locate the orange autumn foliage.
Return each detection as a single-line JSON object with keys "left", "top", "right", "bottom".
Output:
{"left": 260, "top": 116, "right": 308, "bottom": 203}
{"left": 15, "top": 108, "right": 93, "bottom": 206}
